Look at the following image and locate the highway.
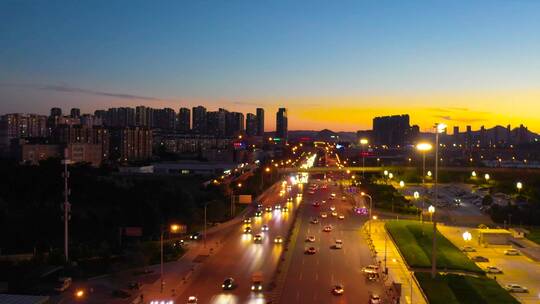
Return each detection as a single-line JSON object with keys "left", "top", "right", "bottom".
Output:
{"left": 278, "top": 177, "right": 385, "bottom": 303}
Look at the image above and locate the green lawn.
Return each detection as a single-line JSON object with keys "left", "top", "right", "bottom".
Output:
{"left": 386, "top": 220, "right": 483, "bottom": 273}
{"left": 415, "top": 272, "right": 519, "bottom": 304}
{"left": 526, "top": 227, "right": 540, "bottom": 245}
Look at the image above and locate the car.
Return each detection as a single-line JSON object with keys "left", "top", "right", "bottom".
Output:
{"left": 321, "top": 200, "right": 326, "bottom": 204}
{"left": 472, "top": 256, "right": 489, "bottom": 262}
{"left": 254, "top": 211, "right": 262, "bottom": 217}
{"left": 256, "top": 203, "right": 263, "bottom": 209}
{"left": 505, "top": 284, "right": 528, "bottom": 293}
{"left": 330, "top": 206, "right": 336, "bottom": 211}
{"left": 297, "top": 193, "right": 302, "bottom": 198}
{"left": 306, "top": 236, "right": 316, "bottom": 242}
{"left": 274, "top": 236, "right": 283, "bottom": 244}
{"left": 54, "top": 277, "right": 72, "bottom": 292}
{"left": 329, "top": 196, "right": 335, "bottom": 200}
{"left": 261, "top": 225, "right": 269, "bottom": 231}
{"left": 333, "top": 240, "right": 343, "bottom": 249}
{"left": 243, "top": 226, "right": 252, "bottom": 234}
{"left": 486, "top": 266, "right": 503, "bottom": 274}
{"left": 253, "top": 234, "right": 263, "bottom": 243}
{"left": 190, "top": 232, "right": 201, "bottom": 240}
{"left": 341, "top": 196, "right": 346, "bottom": 201}
{"left": 282, "top": 206, "right": 289, "bottom": 212}
{"left": 265, "top": 206, "right": 272, "bottom": 213}
{"left": 504, "top": 249, "right": 520, "bottom": 256}
{"left": 461, "top": 246, "right": 476, "bottom": 252}
{"left": 331, "top": 211, "right": 338, "bottom": 217}
{"left": 320, "top": 212, "right": 328, "bottom": 218}
{"left": 332, "top": 284, "right": 344, "bottom": 295}
{"left": 323, "top": 225, "right": 332, "bottom": 232}
{"left": 362, "top": 265, "right": 379, "bottom": 274}
{"left": 369, "top": 294, "right": 382, "bottom": 304}
{"left": 310, "top": 218, "right": 319, "bottom": 224}
{"left": 331, "top": 193, "right": 337, "bottom": 198}
{"left": 287, "top": 197, "right": 293, "bottom": 202}
{"left": 308, "top": 191, "right": 315, "bottom": 195}
{"left": 305, "top": 247, "right": 317, "bottom": 254}
{"left": 312, "top": 202, "right": 320, "bottom": 207}
{"left": 187, "top": 296, "right": 198, "bottom": 303}
{"left": 274, "top": 204, "right": 281, "bottom": 210}
{"left": 222, "top": 278, "right": 235, "bottom": 290}
{"left": 243, "top": 218, "right": 252, "bottom": 224}
{"left": 338, "top": 214, "right": 345, "bottom": 220}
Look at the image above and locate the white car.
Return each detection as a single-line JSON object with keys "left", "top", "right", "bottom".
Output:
{"left": 323, "top": 225, "right": 332, "bottom": 232}
{"left": 338, "top": 214, "right": 345, "bottom": 220}
{"left": 261, "top": 225, "right": 269, "bottom": 232}
{"left": 362, "top": 265, "right": 379, "bottom": 274}
{"left": 333, "top": 240, "right": 343, "bottom": 249}
{"left": 331, "top": 284, "right": 344, "bottom": 295}
{"left": 486, "top": 266, "right": 503, "bottom": 274}
{"left": 306, "top": 236, "right": 316, "bottom": 242}
{"left": 505, "top": 284, "right": 528, "bottom": 293}
{"left": 504, "top": 249, "right": 520, "bottom": 256}
{"left": 330, "top": 206, "right": 336, "bottom": 211}
{"left": 187, "top": 296, "right": 198, "bottom": 303}
{"left": 320, "top": 212, "right": 328, "bottom": 218}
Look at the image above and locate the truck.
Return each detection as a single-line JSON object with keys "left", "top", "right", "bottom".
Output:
{"left": 251, "top": 272, "right": 263, "bottom": 291}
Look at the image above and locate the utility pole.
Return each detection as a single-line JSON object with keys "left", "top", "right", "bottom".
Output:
{"left": 61, "top": 149, "right": 71, "bottom": 262}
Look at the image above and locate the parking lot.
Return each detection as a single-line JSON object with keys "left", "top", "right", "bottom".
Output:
{"left": 439, "top": 225, "right": 540, "bottom": 304}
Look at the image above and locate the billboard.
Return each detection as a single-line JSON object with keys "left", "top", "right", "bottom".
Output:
{"left": 238, "top": 195, "right": 252, "bottom": 204}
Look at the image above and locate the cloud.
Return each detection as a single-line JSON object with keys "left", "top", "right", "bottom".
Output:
{"left": 39, "top": 84, "right": 161, "bottom": 101}
{"left": 232, "top": 101, "right": 265, "bottom": 107}
{"left": 0, "top": 82, "right": 161, "bottom": 101}
{"left": 433, "top": 115, "right": 485, "bottom": 123}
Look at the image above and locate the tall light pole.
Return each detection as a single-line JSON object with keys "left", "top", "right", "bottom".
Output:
{"left": 361, "top": 192, "right": 373, "bottom": 237}
{"left": 360, "top": 138, "right": 369, "bottom": 179}
{"left": 416, "top": 142, "right": 432, "bottom": 224}
{"left": 431, "top": 122, "right": 446, "bottom": 279}
{"left": 161, "top": 224, "right": 180, "bottom": 293}
{"left": 61, "top": 149, "right": 71, "bottom": 262}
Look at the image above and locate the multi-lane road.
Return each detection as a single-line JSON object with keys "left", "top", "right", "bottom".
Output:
{"left": 173, "top": 181, "right": 302, "bottom": 304}
{"left": 279, "top": 178, "right": 384, "bottom": 303}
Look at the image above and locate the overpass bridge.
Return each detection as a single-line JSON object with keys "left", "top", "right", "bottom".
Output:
{"left": 278, "top": 166, "right": 539, "bottom": 174}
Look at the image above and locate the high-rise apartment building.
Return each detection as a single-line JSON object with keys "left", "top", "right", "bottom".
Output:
{"left": 70, "top": 108, "right": 81, "bottom": 118}
{"left": 246, "top": 113, "right": 258, "bottom": 136}
{"left": 276, "top": 108, "right": 288, "bottom": 140}
{"left": 372, "top": 114, "right": 415, "bottom": 146}
{"left": 207, "top": 109, "right": 227, "bottom": 137}
{"left": 226, "top": 112, "right": 244, "bottom": 136}
{"left": 178, "top": 107, "right": 191, "bottom": 132}
{"left": 256, "top": 108, "right": 265, "bottom": 136}
{"left": 192, "top": 106, "right": 207, "bottom": 134}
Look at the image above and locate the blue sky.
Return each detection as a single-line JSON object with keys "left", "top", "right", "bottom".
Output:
{"left": 1, "top": 0, "right": 540, "bottom": 131}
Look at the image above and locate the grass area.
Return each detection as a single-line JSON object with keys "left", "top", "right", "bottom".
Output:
{"left": 386, "top": 220, "right": 483, "bottom": 273}
{"left": 526, "top": 227, "right": 540, "bottom": 245}
{"left": 416, "top": 272, "right": 519, "bottom": 304}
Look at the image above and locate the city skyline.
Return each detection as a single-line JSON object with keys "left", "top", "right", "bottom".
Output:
{"left": 2, "top": 1, "right": 540, "bottom": 132}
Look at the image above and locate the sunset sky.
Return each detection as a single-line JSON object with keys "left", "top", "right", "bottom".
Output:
{"left": 1, "top": 1, "right": 540, "bottom": 133}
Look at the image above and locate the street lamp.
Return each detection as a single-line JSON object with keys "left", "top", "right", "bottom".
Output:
{"left": 427, "top": 170, "right": 432, "bottom": 178}
{"left": 413, "top": 191, "right": 421, "bottom": 221}
{"left": 384, "top": 170, "right": 388, "bottom": 176}
{"left": 399, "top": 180, "right": 405, "bottom": 188}
{"left": 388, "top": 173, "right": 394, "bottom": 180}
{"left": 463, "top": 231, "right": 472, "bottom": 242}
{"left": 428, "top": 205, "right": 435, "bottom": 222}
{"left": 516, "top": 181, "right": 523, "bottom": 193}
{"left": 431, "top": 123, "right": 446, "bottom": 279}
{"left": 484, "top": 174, "right": 490, "bottom": 182}
{"left": 160, "top": 224, "right": 181, "bottom": 292}
{"left": 360, "top": 138, "right": 369, "bottom": 178}
{"left": 361, "top": 192, "right": 373, "bottom": 237}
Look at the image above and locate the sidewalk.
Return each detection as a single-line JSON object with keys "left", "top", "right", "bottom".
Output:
{"left": 369, "top": 220, "right": 427, "bottom": 304}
